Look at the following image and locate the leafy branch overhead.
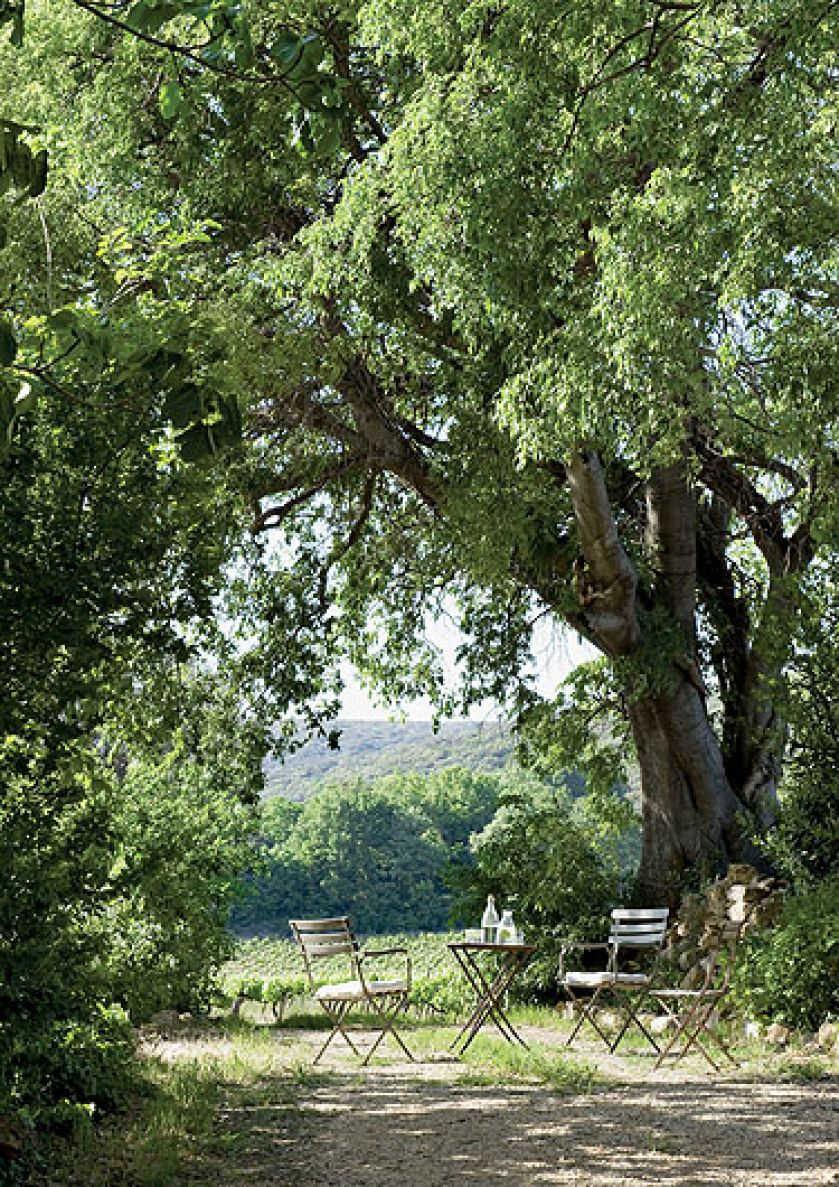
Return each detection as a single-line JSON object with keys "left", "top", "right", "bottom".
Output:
{"left": 1, "top": 0, "right": 837, "bottom": 904}
{"left": 77, "top": 0, "right": 348, "bottom": 154}
{"left": 0, "top": 121, "right": 46, "bottom": 452}
{"left": 0, "top": 119, "right": 46, "bottom": 200}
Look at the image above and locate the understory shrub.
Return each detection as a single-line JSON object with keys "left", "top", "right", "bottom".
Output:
{"left": 731, "top": 879, "right": 839, "bottom": 1030}
{"left": 767, "top": 606, "right": 839, "bottom": 887}
{"left": 0, "top": 1005, "right": 138, "bottom": 1126}
{"left": 0, "top": 727, "right": 255, "bottom": 1127}
{"left": 452, "top": 774, "right": 623, "bottom": 996}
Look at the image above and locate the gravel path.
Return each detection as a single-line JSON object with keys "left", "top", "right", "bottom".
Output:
{"left": 285, "top": 1073, "right": 839, "bottom": 1186}
{"left": 204, "top": 1028, "right": 839, "bottom": 1187}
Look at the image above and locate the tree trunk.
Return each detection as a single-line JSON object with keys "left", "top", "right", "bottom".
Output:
{"left": 628, "top": 674, "right": 767, "bottom": 903}
{"left": 566, "top": 448, "right": 776, "bottom": 902}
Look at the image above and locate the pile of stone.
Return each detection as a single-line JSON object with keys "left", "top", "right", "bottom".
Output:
{"left": 664, "top": 863, "right": 786, "bottom": 991}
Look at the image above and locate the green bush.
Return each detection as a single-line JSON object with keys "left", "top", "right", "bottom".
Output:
{"left": 2, "top": 1005, "right": 138, "bottom": 1122}
{"left": 770, "top": 756, "right": 839, "bottom": 888}
{"left": 408, "top": 974, "right": 472, "bottom": 1017}
{"left": 767, "top": 605, "right": 839, "bottom": 887}
{"left": 263, "top": 976, "right": 308, "bottom": 1004}
{"left": 452, "top": 774, "right": 622, "bottom": 995}
{"left": 731, "top": 880, "right": 839, "bottom": 1030}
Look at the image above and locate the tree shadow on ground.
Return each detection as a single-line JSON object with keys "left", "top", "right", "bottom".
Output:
{"left": 189, "top": 1040, "right": 839, "bottom": 1187}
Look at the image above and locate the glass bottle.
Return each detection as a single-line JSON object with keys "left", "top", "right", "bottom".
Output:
{"left": 497, "top": 909, "right": 516, "bottom": 944}
{"left": 481, "top": 894, "right": 499, "bottom": 943}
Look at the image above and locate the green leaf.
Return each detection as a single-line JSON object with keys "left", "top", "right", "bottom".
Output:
{"left": 299, "top": 35, "right": 324, "bottom": 72}
{"left": 28, "top": 148, "right": 47, "bottom": 198}
{"left": 49, "top": 307, "right": 79, "bottom": 333}
{"left": 271, "top": 30, "right": 303, "bottom": 71}
{"left": 233, "top": 19, "right": 255, "bottom": 69}
{"left": 176, "top": 422, "right": 215, "bottom": 462}
{"left": 297, "top": 80, "right": 324, "bottom": 110}
{"left": 271, "top": 31, "right": 323, "bottom": 82}
{"left": 310, "top": 110, "right": 342, "bottom": 156}
{"left": 14, "top": 380, "right": 36, "bottom": 415}
{"left": 163, "top": 383, "right": 203, "bottom": 429}
{"left": 0, "top": 317, "right": 17, "bottom": 366}
{"left": 128, "top": 0, "right": 181, "bottom": 35}
{"left": 159, "top": 80, "right": 183, "bottom": 121}
{"left": 212, "top": 394, "right": 242, "bottom": 446}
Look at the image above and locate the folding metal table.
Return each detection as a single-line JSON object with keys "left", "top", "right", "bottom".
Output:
{"left": 448, "top": 940, "right": 535, "bottom": 1055}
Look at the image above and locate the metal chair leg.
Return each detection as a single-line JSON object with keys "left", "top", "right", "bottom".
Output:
{"left": 362, "top": 995, "right": 414, "bottom": 1065}
{"left": 314, "top": 1001, "right": 361, "bottom": 1064}
{"left": 565, "top": 987, "right": 614, "bottom": 1049}
{"left": 608, "top": 992, "right": 660, "bottom": 1054}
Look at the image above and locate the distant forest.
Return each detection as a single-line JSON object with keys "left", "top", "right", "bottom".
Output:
{"left": 263, "top": 719, "right": 514, "bottom": 800}
{"left": 234, "top": 724, "right": 601, "bottom": 936}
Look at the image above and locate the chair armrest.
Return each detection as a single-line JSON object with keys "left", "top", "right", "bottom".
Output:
{"left": 558, "top": 941, "right": 610, "bottom": 951}
{"left": 359, "top": 947, "right": 412, "bottom": 991}
{"left": 558, "top": 941, "right": 609, "bottom": 979}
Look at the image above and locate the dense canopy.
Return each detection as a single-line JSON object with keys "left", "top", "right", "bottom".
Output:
{"left": 1, "top": 0, "right": 837, "bottom": 899}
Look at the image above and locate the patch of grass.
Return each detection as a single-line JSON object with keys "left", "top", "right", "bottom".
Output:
{"left": 644, "top": 1132, "right": 679, "bottom": 1154}
{"left": 32, "top": 1057, "right": 222, "bottom": 1187}
{"left": 770, "top": 1055, "right": 835, "bottom": 1082}
{"left": 505, "top": 1003, "right": 568, "bottom": 1029}
{"left": 30, "top": 1020, "right": 321, "bottom": 1187}
{"left": 461, "top": 1036, "right": 599, "bottom": 1094}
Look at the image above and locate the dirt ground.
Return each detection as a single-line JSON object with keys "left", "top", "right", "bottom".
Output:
{"left": 197, "top": 1025, "right": 839, "bottom": 1187}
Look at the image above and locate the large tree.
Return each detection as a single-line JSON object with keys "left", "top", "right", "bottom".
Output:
{"left": 2, "top": 0, "right": 837, "bottom": 897}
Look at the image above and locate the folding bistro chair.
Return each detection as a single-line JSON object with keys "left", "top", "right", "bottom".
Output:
{"left": 290, "top": 917, "right": 414, "bottom": 1066}
{"left": 649, "top": 920, "right": 742, "bottom": 1072}
{"left": 559, "top": 907, "right": 670, "bottom": 1052}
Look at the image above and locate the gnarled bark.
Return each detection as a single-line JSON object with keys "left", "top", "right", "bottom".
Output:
{"left": 567, "top": 447, "right": 779, "bottom": 900}
{"left": 629, "top": 678, "right": 767, "bottom": 902}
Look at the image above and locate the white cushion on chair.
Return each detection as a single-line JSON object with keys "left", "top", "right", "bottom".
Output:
{"left": 315, "top": 979, "right": 408, "bottom": 1002}
{"left": 564, "top": 971, "right": 650, "bottom": 989}
{"left": 564, "top": 971, "right": 615, "bottom": 988}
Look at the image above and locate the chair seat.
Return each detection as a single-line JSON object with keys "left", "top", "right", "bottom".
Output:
{"left": 650, "top": 987, "right": 725, "bottom": 1001}
{"left": 315, "top": 979, "right": 408, "bottom": 1002}
{"left": 563, "top": 971, "right": 650, "bottom": 989}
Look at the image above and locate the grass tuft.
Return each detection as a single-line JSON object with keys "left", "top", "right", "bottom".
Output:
{"left": 771, "top": 1056, "right": 835, "bottom": 1083}
{"left": 461, "top": 1035, "right": 599, "bottom": 1094}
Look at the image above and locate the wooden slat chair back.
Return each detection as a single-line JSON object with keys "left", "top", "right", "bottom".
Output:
{"left": 290, "top": 917, "right": 414, "bottom": 1066}
{"left": 560, "top": 907, "right": 670, "bottom": 1052}
{"left": 649, "top": 920, "right": 743, "bottom": 1071}
{"left": 608, "top": 908, "right": 672, "bottom": 966}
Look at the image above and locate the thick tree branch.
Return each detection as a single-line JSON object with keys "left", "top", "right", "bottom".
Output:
{"left": 566, "top": 449, "right": 640, "bottom": 656}
{"left": 694, "top": 428, "right": 813, "bottom": 575}
{"left": 250, "top": 385, "right": 364, "bottom": 454}
{"left": 645, "top": 462, "right": 697, "bottom": 646}
{"left": 696, "top": 496, "right": 751, "bottom": 770}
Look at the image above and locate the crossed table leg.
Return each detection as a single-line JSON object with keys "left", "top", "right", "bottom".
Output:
{"left": 448, "top": 942, "right": 536, "bottom": 1055}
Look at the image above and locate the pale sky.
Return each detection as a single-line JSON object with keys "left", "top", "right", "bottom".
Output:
{"left": 339, "top": 618, "right": 596, "bottom": 721}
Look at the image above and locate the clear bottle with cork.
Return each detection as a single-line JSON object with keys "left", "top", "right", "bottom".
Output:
{"left": 497, "top": 908, "right": 517, "bottom": 944}
{"left": 481, "top": 894, "right": 499, "bottom": 943}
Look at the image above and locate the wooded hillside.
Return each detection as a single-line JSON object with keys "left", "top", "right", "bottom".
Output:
{"left": 263, "top": 719, "right": 513, "bottom": 799}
